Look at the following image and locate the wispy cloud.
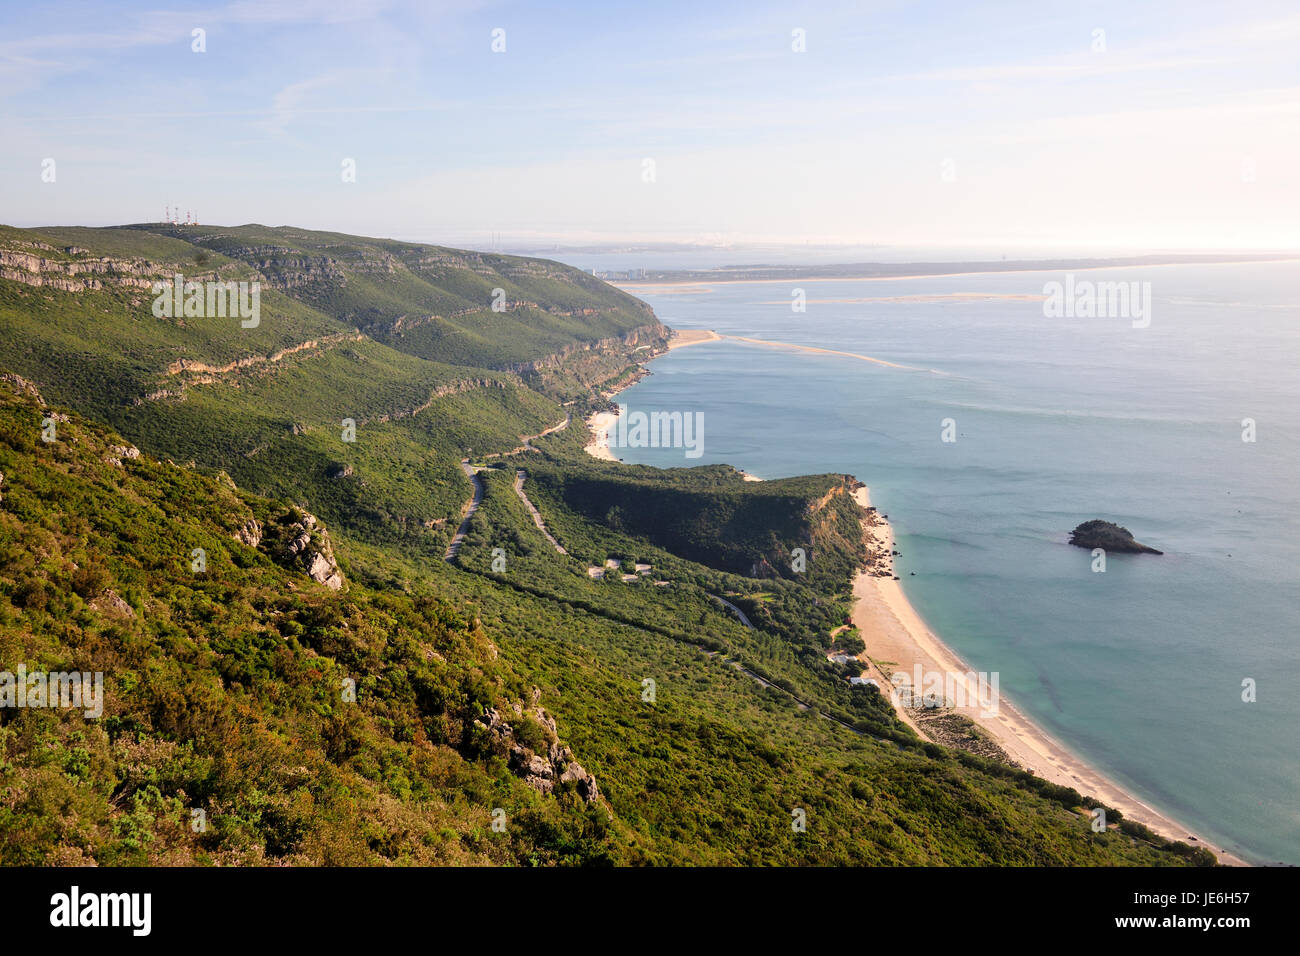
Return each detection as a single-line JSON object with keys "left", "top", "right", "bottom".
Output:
{"left": 0, "top": 0, "right": 1295, "bottom": 248}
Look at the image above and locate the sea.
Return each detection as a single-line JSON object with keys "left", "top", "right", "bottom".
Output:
{"left": 545, "top": 250, "right": 1300, "bottom": 865}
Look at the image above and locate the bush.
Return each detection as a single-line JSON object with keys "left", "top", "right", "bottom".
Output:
{"left": 70, "top": 563, "right": 109, "bottom": 598}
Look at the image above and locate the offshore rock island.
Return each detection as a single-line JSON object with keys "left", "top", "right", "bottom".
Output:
{"left": 1069, "top": 520, "right": 1164, "bottom": 554}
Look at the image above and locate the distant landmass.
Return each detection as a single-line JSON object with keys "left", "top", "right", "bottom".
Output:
{"left": 607, "top": 253, "right": 1299, "bottom": 284}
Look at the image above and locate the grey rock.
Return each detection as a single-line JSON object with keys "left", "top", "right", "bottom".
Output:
{"left": 234, "top": 517, "right": 262, "bottom": 548}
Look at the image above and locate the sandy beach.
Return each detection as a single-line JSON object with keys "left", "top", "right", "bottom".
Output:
{"left": 666, "top": 328, "right": 722, "bottom": 349}
{"left": 583, "top": 329, "right": 721, "bottom": 461}
{"left": 848, "top": 486, "right": 1243, "bottom": 865}
{"left": 583, "top": 410, "right": 619, "bottom": 461}
{"left": 727, "top": 334, "right": 917, "bottom": 370}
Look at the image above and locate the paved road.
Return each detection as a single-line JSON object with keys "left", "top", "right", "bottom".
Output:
{"left": 444, "top": 414, "right": 569, "bottom": 563}
{"left": 521, "top": 412, "right": 570, "bottom": 451}
{"left": 709, "top": 593, "right": 754, "bottom": 629}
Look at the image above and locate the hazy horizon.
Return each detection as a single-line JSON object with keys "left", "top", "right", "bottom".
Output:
{"left": 4, "top": 0, "right": 1298, "bottom": 252}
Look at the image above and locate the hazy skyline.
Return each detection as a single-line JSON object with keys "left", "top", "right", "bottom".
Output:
{"left": 3, "top": 0, "right": 1298, "bottom": 252}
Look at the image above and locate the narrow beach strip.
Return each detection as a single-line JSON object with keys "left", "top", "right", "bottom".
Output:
{"left": 726, "top": 334, "right": 913, "bottom": 370}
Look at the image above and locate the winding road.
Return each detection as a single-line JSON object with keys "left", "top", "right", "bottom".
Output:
{"left": 444, "top": 413, "right": 570, "bottom": 562}
{"left": 514, "top": 470, "right": 567, "bottom": 554}
{"left": 439, "top": 411, "right": 891, "bottom": 744}
{"left": 709, "top": 594, "right": 754, "bottom": 629}
{"left": 443, "top": 461, "right": 483, "bottom": 561}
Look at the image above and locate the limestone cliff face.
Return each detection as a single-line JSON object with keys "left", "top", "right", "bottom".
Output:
{"left": 0, "top": 248, "right": 163, "bottom": 292}
{"left": 0, "top": 238, "right": 243, "bottom": 293}
{"left": 502, "top": 324, "right": 667, "bottom": 378}
{"left": 237, "top": 246, "right": 347, "bottom": 288}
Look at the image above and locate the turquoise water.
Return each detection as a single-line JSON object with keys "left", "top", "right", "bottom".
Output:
{"left": 605, "top": 262, "right": 1300, "bottom": 865}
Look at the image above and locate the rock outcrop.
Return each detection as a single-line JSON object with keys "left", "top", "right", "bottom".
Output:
{"left": 1069, "top": 519, "right": 1163, "bottom": 554}
{"left": 0, "top": 248, "right": 164, "bottom": 292}
{"left": 0, "top": 372, "right": 44, "bottom": 402}
{"left": 92, "top": 588, "right": 136, "bottom": 618}
{"left": 234, "top": 517, "right": 262, "bottom": 549}
{"left": 475, "top": 690, "right": 601, "bottom": 804}
{"left": 259, "top": 507, "right": 346, "bottom": 589}
{"left": 104, "top": 444, "right": 141, "bottom": 467}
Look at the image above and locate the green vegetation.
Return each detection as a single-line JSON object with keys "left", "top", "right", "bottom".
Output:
{"left": 118, "top": 222, "right": 665, "bottom": 382}
{"left": 0, "top": 223, "right": 1214, "bottom": 865}
{"left": 0, "top": 385, "right": 612, "bottom": 864}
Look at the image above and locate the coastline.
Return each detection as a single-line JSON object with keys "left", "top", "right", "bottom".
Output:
{"left": 848, "top": 485, "right": 1244, "bottom": 865}
{"left": 583, "top": 328, "right": 721, "bottom": 462}
{"left": 584, "top": 410, "right": 619, "bottom": 461}
{"left": 582, "top": 327, "right": 1246, "bottom": 865}
{"left": 608, "top": 255, "right": 1300, "bottom": 292}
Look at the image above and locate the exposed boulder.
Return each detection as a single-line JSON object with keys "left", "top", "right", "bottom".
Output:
{"left": 1069, "top": 519, "right": 1163, "bottom": 555}
{"left": 475, "top": 707, "right": 512, "bottom": 741}
{"left": 557, "top": 756, "right": 600, "bottom": 804}
{"left": 259, "top": 507, "right": 346, "bottom": 589}
{"left": 305, "top": 551, "right": 344, "bottom": 589}
{"left": 510, "top": 748, "right": 555, "bottom": 795}
{"left": 93, "top": 588, "right": 136, "bottom": 618}
{"left": 0, "top": 372, "right": 44, "bottom": 402}
{"left": 234, "top": 517, "right": 262, "bottom": 548}
{"left": 104, "top": 444, "right": 140, "bottom": 467}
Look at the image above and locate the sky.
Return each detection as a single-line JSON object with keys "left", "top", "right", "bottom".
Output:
{"left": 2, "top": 0, "right": 1298, "bottom": 253}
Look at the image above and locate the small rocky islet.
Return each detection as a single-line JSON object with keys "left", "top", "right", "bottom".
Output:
{"left": 1069, "top": 519, "right": 1163, "bottom": 554}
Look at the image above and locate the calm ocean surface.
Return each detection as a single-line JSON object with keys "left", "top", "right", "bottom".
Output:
{"left": 583, "top": 260, "right": 1300, "bottom": 865}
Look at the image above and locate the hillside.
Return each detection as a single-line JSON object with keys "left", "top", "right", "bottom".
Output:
{"left": 0, "top": 224, "right": 664, "bottom": 561}
{"left": 0, "top": 223, "right": 1214, "bottom": 865}
{"left": 118, "top": 223, "right": 665, "bottom": 397}
{"left": 0, "top": 377, "right": 614, "bottom": 864}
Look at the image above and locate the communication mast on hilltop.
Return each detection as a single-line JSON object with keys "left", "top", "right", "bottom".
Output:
{"left": 159, "top": 203, "right": 199, "bottom": 226}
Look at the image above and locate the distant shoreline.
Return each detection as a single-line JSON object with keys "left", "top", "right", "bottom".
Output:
{"left": 609, "top": 253, "right": 1300, "bottom": 290}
